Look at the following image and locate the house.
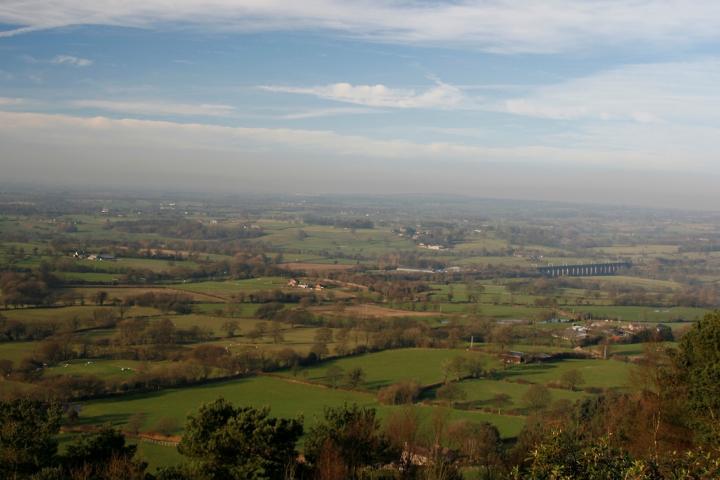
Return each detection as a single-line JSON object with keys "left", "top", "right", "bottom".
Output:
{"left": 87, "top": 253, "right": 116, "bottom": 261}
{"left": 624, "top": 323, "right": 644, "bottom": 332}
{"left": 500, "top": 351, "right": 525, "bottom": 364}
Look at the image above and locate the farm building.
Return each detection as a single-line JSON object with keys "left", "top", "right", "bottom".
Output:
{"left": 500, "top": 351, "right": 525, "bottom": 364}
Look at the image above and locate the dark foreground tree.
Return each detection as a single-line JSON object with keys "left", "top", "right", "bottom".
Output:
{"left": 304, "top": 404, "right": 396, "bottom": 480}
{"left": 516, "top": 428, "right": 720, "bottom": 479}
{"left": 675, "top": 310, "right": 720, "bottom": 443}
{"left": 0, "top": 399, "right": 61, "bottom": 478}
{"left": 62, "top": 426, "right": 146, "bottom": 479}
{"left": 177, "top": 398, "right": 303, "bottom": 480}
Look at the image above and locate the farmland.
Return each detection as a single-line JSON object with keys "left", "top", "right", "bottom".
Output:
{"left": 1, "top": 192, "right": 719, "bottom": 475}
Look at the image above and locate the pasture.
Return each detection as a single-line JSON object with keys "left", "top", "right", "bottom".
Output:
{"left": 573, "top": 305, "right": 707, "bottom": 322}
{"left": 502, "top": 358, "right": 636, "bottom": 390}
{"left": 452, "top": 378, "right": 587, "bottom": 411}
{"left": 277, "top": 348, "right": 501, "bottom": 389}
{"left": 80, "top": 375, "right": 377, "bottom": 436}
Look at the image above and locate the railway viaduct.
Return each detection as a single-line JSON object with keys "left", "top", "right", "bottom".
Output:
{"left": 537, "top": 261, "right": 632, "bottom": 277}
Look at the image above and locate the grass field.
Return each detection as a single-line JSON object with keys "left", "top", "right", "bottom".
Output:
{"left": 0, "top": 341, "right": 37, "bottom": 363}
{"left": 576, "top": 275, "right": 683, "bottom": 291}
{"left": 503, "top": 358, "right": 636, "bottom": 390}
{"left": 571, "top": 305, "right": 707, "bottom": 322}
{"left": 57, "top": 272, "right": 122, "bottom": 282}
{"left": 197, "top": 324, "right": 347, "bottom": 355}
{"left": 162, "top": 313, "right": 260, "bottom": 337}
{"left": 78, "top": 377, "right": 527, "bottom": 472}
{"left": 277, "top": 348, "right": 502, "bottom": 389}
{"left": 588, "top": 245, "right": 679, "bottom": 256}
{"left": 192, "top": 303, "right": 257, "bottom": 316}
{"left": 453, "top": 378, "right": 587, "bottom": 410}
{"left": 3, "top": 305, "right": 161, "bottom": 325}
{"left": 44, "top": 359, "right": 171, "bottom": 381}
{"left": 173, "top": 277, "right": 289, "bottom": 298}
{"left": 80, "top": 375, "right": 377, "bottom": 436}
{"left": 71, "top": 257, "right": 201, "bottom": 274}
{"left": 255, "top": 224, "right": 414, "bottom": 258}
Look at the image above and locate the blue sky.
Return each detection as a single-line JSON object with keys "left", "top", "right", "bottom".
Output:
{"left": 2, "top": 1, "right": 720, "bottom": 208}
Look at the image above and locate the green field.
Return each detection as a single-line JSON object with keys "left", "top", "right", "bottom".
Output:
{"left": 3, "top": 305, "right": 161, "bottom": 325}
{"left": 78, "top": 373, "right": 527, "bottom": 472}
{"left": 0, "top": 341, "right": 37, "bottom": 363}
{"left": 80, "top": 375, "right": 377, "bottom": 435}
{"left": 453, "top": 378, "right": 587, "bottom": 410}
{"left": 44, "top": 359, "right": 171, "bottom": 381}
{"left": 277, "top": 348, "right": 501, "bottom": 389}
{"left": 173, "top": 277, "right": 289, "bottom": 298}
{"left": 503, "top": 358, "right": 636, "bottom": 390}
{"left": 254, "top": 223, "right": 414, "bottom": 258}
{"left": 57, "top": 272, "right": 122, "bottom": 282}
{"left": 571, "top": 305, "right": 707, "bottom": 322}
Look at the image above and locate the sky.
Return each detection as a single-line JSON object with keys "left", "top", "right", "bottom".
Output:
{"left": 1, "top": 1, "right": 720, "bottom": 209}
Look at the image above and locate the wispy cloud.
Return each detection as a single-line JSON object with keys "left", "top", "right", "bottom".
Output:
{"left": 497, "top": 58, "right": 720, "bottom": 124}
{"left": 0, "top": 110, "right": 708, "bottom": 172}
{"left": 2, "top": 1, "right": 720, "bottom": 53}
{"left": 260, "top": 81, "right": 464, "bottom": 109}
{"left": 51, "top": 55, "right": 93, "bottom": 67}
{"left": 278, "top": 107, "right": 381, "bottom": 120}
{"left": 70, "top": 100, "right": 236, "bottom": 117}
{"left": 0, "top": 97, "right": 23, "bottom": 105}
{"left": 0, "top": 25, "right": 47, "bottom": 38}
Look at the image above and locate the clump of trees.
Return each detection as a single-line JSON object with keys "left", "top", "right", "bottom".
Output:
{"left": 378, "top": 380, "right": 421, "bottom": 405}
{"left": 123, "top": 292, "right": 193, "bottom": 314}
{"left": 0, "top": 399, "right": 146, "bottom": 479}
{"left": 0, "top": 271, "right": 57, "bottom": 308}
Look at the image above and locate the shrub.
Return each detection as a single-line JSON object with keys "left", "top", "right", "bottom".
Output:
{"left": 377, "top": 381, "right": 421, "bottom": 405}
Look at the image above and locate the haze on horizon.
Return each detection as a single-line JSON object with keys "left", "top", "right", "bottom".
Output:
{"left": 2, "top": 1, "right": 720, "bottom": 210}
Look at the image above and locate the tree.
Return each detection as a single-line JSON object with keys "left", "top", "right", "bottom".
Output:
{"left": 436, "top": 382, "right": 467, "bottom": 405}
{"left": 125, "top": 412, "right": 147, "bottom": 435}
{"left": 346, "top": 367, "right": 366, "bottom": 388}
{"left": 465, "top": 354, "right": 486, "bottom": 378}
{"left": 561, "top": 369, "right": 585, "bottom": 391}
{"left": 522, "top": 384, "right": 552, "bottom": 412}
{"left": 0, "top": 399, "right": 62, "bottom": 478}
{"left": 446, "top": 355, "right": 469, "bottom": 381}
{"left": 491, "top": 324, "right": 515, "bottom": 352}
{"left": 489, "top": 393, "right": 512, "bottom": 414}
{"left": 304, "top": 404, "right": 396, "bottom": 480}
{"left": 520, "top": 431, "right": 635, "bottom": 480}
{"left": 377, "top": 381, "right": 421, "bottom": 405}
{"left": 63, "top": 426, "right": 142, "bottom": 476}
{"left": 153, "top": 417, "right": 180, "bottom": 436}
{"left": 270, "top": 322, "right": 284, "bottom": 344}
{"left": 93, "top": 290, "right": 109, "bottom": 306}
{"left": 310, "top": 342, "right": 329, "bottom": 360}
{"left": 446, "top": 421, "right": 503, "bottom": 476}
{"left": 675, "top": 311, "right": 720, "bottom": 442}
{"left": 247, "top": 322, "right": 268, "bottom": 342}
{"left": 178, "top": 398, "right": 303, "bottom": 480}
{"left": 384, "top": 407, "right": 422, "bottom": 478}
{"left": 0, "top": 358, "right": 12, "bottom": 376}
{"left": 256, "top": 302, "right": 284, "bottom": 320}
{"left": 147, "top": 318, "right": 177, "bottom": 345}
{"left": 326, "top": 365, "right": 345, "bottom": 388}
{"left": 221, "top": 320, "right": 240, "bottom": 338}
{"left": 314, "top": 327, "right": 333, "bottom": 344}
